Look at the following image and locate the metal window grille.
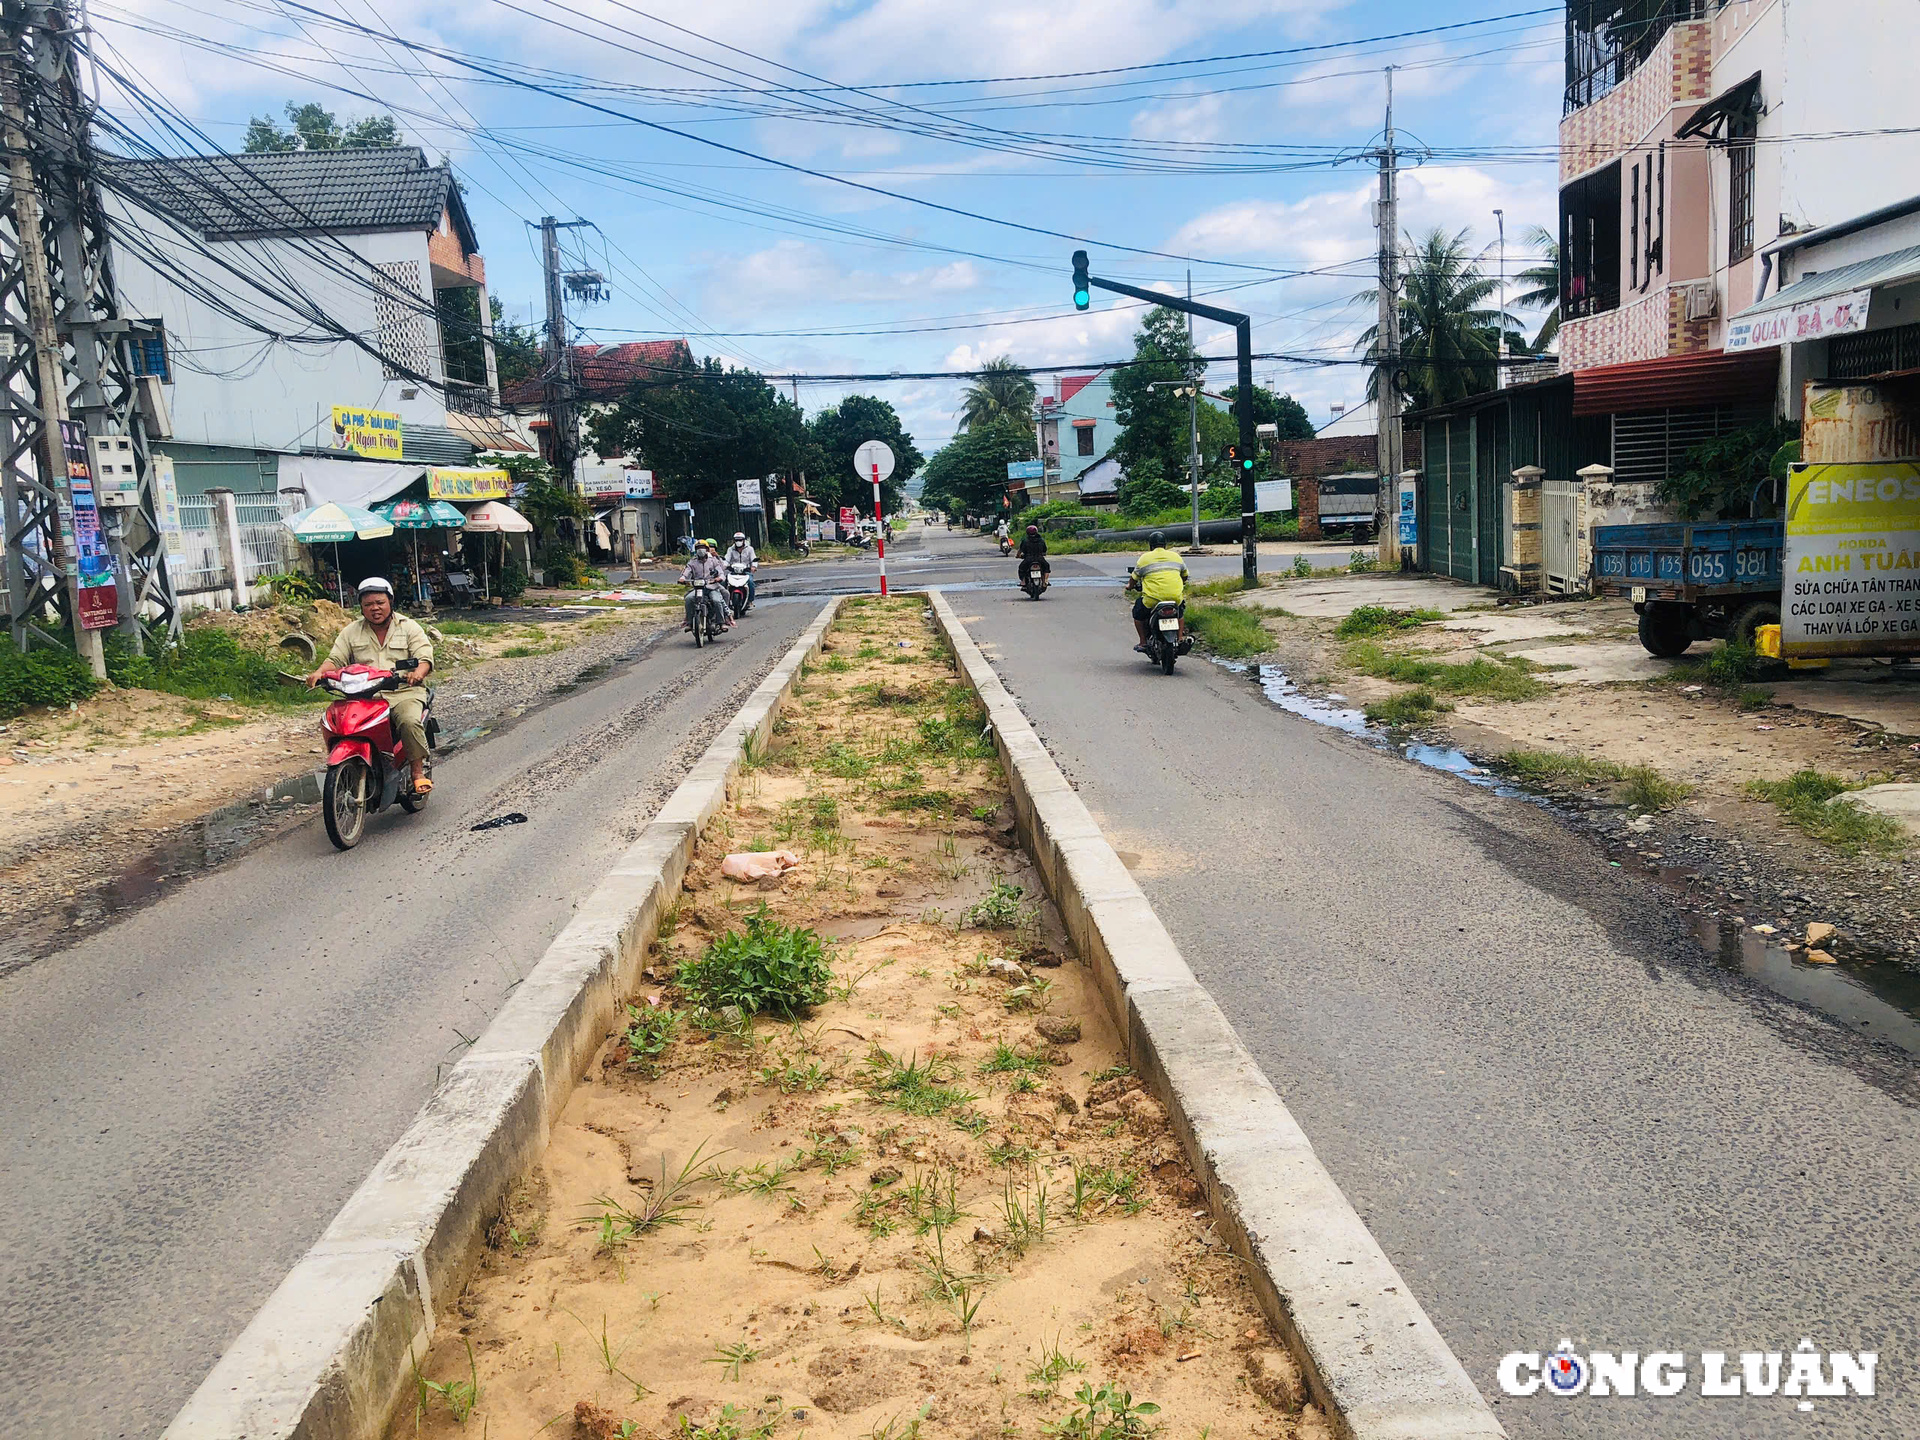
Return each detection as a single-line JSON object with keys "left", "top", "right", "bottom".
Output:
{"left": 235, "top": 494, "right": 298, "bottom": 578}
{"left": 374, "top": 261, "right": 432, "bottom": 382}
{"left": 170, "top": 495, "right": 223, "bottom": 591}
{"left": 1611, "top": 406, "right": 1769, "bottom": 485}
{"left": 129, "top": 320, "right": 169, "bottom": 381}
{"left": 1828, "top": 323, "right": 1920, "bottom": 379}
{"left": 1076, "top": 427, "right": 1095, "bottom": 456}
{"left": 1727, "top": 121, "right": 1756, "bottom": 264}
{"left": 1565, "top": 1, "right": 1710, "bottom": 114}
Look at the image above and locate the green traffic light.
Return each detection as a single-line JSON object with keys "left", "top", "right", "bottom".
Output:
{"left": 1073, "top": 288, "right": 1090, "bottom": 308}
{"left": 1242, "top": 458, "right": 1255, "bottom": 470}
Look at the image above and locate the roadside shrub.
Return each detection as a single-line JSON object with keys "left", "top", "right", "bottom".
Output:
{"left": 498, "top": 552, "right": 528, "bottom": 603}
{"left": 1185, "top": 602, "right": 1267, "bottom": 658}
{"left": 1344, "top": 641, "right": 1546, "bottom": 701}
{"left": 1746, "top": 770, "right": 1908, "bottom": 855}
{"left": 106, "top": 626, "right": 307, "bottom": 706}
{"left": 1619, "top": 765, "right": 1692, "bottom": 811}
{"left": 1336, "top": 605, "right": 1447, "bottom": 639}
{"left": 1364, "top": 688, "right": 1443, "bottom": 727}
{"left": 675, "top": 905, "right": 834, "bottom": 1017}
{"left": 536, "top": 540, "right": 584, "bottom": 587}
{"left": 268, "top": 570, "right": 322, "bottom": 604}
{"left": 0, "top": 642, "right": 100, "bottom": 716}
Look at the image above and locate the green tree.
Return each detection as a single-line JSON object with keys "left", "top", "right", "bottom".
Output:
{"left": 1660, "top": 421, "right": 1800, "bottom": 520}
{"left": 488, "top": 296, "right": 542, "bottom": 389}
{"left": 918, "top": 416, "right": 1032, "bottom": 518}
{"left": 1513, "top": 223, "right": 1561, "bottom": 352}
{"left": 1115, "top": 457, "right": 1188, "bottom": 519}
{"left": 808, "top": 394, "right": 922, "bottom": 517}
{"left": 1354, "top": 228, "right": 1521, "bottom": 411}
{"left": 1220, "top": 384, "right": 1313, "bottom": 440}
{"left": 958, "top": 357, "right": 1036, "bottom": 432}
{"left": 1110, "top": 308, "right": 1205, "bottom": 489}
{"left": 243, "top": 102, "right": 402, "bottom": 153}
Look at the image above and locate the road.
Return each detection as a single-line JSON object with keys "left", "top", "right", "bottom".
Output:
{"left": 0, "top": 601, "right": 821, "bottom": 1439}
{"left": 793, "top": 527, "right": 1920, "bottom": 1439}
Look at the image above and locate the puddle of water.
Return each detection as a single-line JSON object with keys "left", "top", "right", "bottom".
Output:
{"left": 1691, "top": 917, "right": 1920, "bottom": 1056}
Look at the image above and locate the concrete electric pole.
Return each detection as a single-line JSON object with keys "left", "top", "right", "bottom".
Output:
{"left": 1373, "top": 67, "right": 1404, "bottom": 569}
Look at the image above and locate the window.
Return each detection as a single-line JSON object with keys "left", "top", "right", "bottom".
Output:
{"left": 1076, "top": 425, "right": 1095, "bottom": 456}
{"left": 373, "top": 260, "right": 432, "bottom": 381}
{"left": 1727, "top": 112, "right": 1756, "bottom": 264}
{"left": 129, "top": 320, "right": 169, "bottom": 382}
{"left": 1629, "top": 162, "right": 1640, "bottom": 289}
{"left": 1559, "top": 160, "right": 1621, "bottom": 318}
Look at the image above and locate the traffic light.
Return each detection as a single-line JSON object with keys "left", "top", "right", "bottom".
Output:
{"left": 1071, "top": 250, "right": 1090, "bottom": 311}
{"left": 1226, "top": 443, "right": 1257, "bottom": 472}
{"left": 1225, "top": 443, "right": 1240, "bottom": 466}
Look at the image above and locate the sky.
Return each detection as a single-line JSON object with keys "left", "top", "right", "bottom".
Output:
{"left": 89, "top": 0, "right": 1567, "bottom": 459}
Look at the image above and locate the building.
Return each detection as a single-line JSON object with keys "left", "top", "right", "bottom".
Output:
{"left": 1035, "top": 370, "right": 1118, "bottom": 497}
{"left": 499, "top": 339, "right": 694, "bottom": 483}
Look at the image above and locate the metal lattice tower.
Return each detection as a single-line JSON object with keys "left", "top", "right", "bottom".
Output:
{"left": 1, "top": 0, "right": 174, "bottom": 663}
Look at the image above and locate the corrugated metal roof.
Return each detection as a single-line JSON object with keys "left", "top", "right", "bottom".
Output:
{"left": 105, "top": 147, "right": 454, "bottom": 240}
{"left": 1571, "top": 350, "right": 1778, "bottom": 418}
{"left": 1735, "top": 243, "right": 1920, "bottom": 320}
{"left": 400, "top": 424, "right": 476, "bottom": 465}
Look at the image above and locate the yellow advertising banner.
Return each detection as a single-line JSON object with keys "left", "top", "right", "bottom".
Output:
{"left": 1783, "top": 461, "right": 1920, "bottom": 657}
{"left": 427, "top": 466, "right": 512, "bottom": 501}
{"left": 330, "top": 405, "right": 403, "bottom": 459}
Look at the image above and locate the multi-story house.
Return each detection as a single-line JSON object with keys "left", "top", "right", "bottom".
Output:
{"left": 1035, "top": 370, "right": 1119, "bottom": 501}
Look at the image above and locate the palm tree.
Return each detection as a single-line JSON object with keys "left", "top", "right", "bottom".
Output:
{"left": 958, "top": 357, "right": 1036, "bottom": 432}
{"left": 1354, "top": 227, "right": 1518, "bottom": 411}
{"left": 1513, "top": 223, "right": 1561, "bottom": 352}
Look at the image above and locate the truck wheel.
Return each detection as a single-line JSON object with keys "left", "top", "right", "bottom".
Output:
{"left": 1637, "top": 603, "right": 1693, "bottom": 658}
{"left": 1728, "top": 599, "right": 1782, "bottom": 649}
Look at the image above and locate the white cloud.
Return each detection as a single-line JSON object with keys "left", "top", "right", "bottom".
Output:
{"left": 1130, "top": 92, "right": 1226, "bottom": 145}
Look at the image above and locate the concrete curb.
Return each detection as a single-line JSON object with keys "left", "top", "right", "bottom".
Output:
{"left": 926, "top": 590, "right": 1504, "bottom": 1440}
{"left": 163, "top": 598, "right": 842, "bottom": 1440}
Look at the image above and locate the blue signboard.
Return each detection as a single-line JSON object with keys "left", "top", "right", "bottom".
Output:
{"left": 1006, "top": 459, "right": 1044, "bottom": 481}
{"left": 1396, "top": 484, "right": 1416, "bottom": 548}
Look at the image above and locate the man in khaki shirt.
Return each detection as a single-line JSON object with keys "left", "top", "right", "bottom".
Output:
{"left": 305, "top": 576, "right": 435, "bottom": 791}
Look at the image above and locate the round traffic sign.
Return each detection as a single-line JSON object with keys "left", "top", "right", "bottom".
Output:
{"left": 853, "top": 440, "right": 896, "bottom": 482}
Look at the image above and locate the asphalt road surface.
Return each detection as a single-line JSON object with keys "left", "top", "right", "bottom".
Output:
{"left": 895, "top": 525, "right": 1914, "bottom": 1440}
{"left": 0, "top": 600, "right": 821, "bottom": 1439}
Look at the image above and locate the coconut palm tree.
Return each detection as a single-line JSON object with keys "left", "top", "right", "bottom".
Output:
{"left": 958, "top": 356, "right": 1037, "bottom": 432}
{"left": 1354, "top": 227, "right": 1521, "bottom": 411}
{"left": 1513, "top": 224, "right": 1561, "bottom": 352}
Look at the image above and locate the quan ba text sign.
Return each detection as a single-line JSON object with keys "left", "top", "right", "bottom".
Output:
{"left": 1726, "top": 290, "right": 1871, "bottom": 352}
{"left": 1782, "top": 461, "right": 1920, "bottom": 658}
{"left": 330, "top": 405, "right": 403, "bottom": 459}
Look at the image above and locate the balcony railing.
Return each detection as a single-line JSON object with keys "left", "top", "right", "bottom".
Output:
{"left": 444, "top": 379, "right": 495, "bottom": 416}
{"left": 1565, "top": 0, "right": 1711, "bottom": 114}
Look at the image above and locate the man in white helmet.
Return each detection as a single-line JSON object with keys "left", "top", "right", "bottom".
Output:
{"left": 723, "top": 530, "right": 757, "bottom": 607}
{"left": 306, "top": 576, "right": 435, "bottom": 792}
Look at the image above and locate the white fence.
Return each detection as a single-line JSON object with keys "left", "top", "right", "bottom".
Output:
{"left": 171, "top": 495, "right": 225, "bottom": 592}
{"left": 169, "top": 491, "right": 300, "bottom": 596}
{"left": 235, "top": 494, "right": 299, "bottom": 581}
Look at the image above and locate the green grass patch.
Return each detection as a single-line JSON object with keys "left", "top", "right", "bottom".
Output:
{"left": 1744, "top": 770, "right": 1908, "bottom": 855}
{"left": 1492, "top": 749, "right": 1691, "bottom": 810}
{"left": 1364, "top": 688, "right": 1445, "bottom": 727}
{"left": 865, "top": 1048, "right": 976, "bottom": 1117}
{"left": 1184, "top": 602, "right": 1269, "bottom": 658}
{"left": 674, "top": 904, "right": 834, "bottom": 1017}
{"left": 1335, "top": 604, "right": 1448, "bottom": 638}
{"left": 0, "top": 641, "right": 100, "bottom": 717}
{"left": 106, "top": 627, "right": 322, "bottom": 708}
{"left": 1186, "top": 575, "right": 1257, "bottom": 600}
{"left": 427, "top": 619, "right": 494, "bottom": 637}
{"left": 1343, "top": 640, "right": 1546, "bottom": 701}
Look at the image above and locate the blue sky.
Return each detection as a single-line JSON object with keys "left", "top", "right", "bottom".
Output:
{"left": 94, "top": 0, "right": 1566, "bottom": 454}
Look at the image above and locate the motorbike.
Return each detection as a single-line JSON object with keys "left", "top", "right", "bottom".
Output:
{"left": 1141, "top": 599, "right": 1188, "bottom": 674}
{"left": 998, "top": 535, "right": 1013, "bottom": 555}
{"left": 685, "top": 582, "right": 726, "bottom": 646}
{"left": 1020, "top": 563, "right": 1049, "bottom": 601}
{"left": 317, "top": 665, "right": 436, "bottom": 850}
{"left": 726, "top": 563, "right": 754, "bottom": 618}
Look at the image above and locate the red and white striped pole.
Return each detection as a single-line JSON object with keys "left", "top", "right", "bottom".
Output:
{"left": 872, "top": 462, "right": 888, "bottom": 597}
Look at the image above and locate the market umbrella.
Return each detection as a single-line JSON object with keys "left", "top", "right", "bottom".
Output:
{"left": 372, "top": 498, "right": 467, "bottom": 607}
{"left": 284, "top": 502, "right": 395, "bottom": 605}
{"left": 460, "top": 501, "right": 533, "bottom": 602}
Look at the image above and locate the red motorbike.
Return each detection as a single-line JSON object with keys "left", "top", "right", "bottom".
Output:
{"left": 317, "top": 664, "right": 437, "bottom": 850}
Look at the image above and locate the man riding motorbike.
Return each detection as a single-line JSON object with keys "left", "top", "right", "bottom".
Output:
{"left": 994, "top": 517, "right": 1009, "bottom": 546}
{"left": 305, "top": 576, "right": 435, "bottom": 793}
{"left": 1127, "top": 531, "right": 1189, "bottom": 653}
{"left": 680, "top": 540, "right": 732, "bottom": 632}
{"left": 723, "top": 530, "right": 758, "bottom": 607}
{"left": 1015, "top": 523, "right": 1050, "bottom": 589}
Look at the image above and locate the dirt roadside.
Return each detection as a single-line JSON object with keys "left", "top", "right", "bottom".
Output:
{"left": 397, "top": 596, "right": 1321, "bottom": 1440}
{"left": 0, "top": 601, "right": 678, "bottom": 968}
{"left": 1214, "top": 572, "right": 1920, "bottom": 967}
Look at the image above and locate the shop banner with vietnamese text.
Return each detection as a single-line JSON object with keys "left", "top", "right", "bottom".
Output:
{"left": 1783, "top": 461, "right": 1920, "bottom": 657}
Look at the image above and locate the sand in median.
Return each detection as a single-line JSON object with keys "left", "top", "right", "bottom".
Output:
{"left": 397, "top": 596, "right": 1319, "bottom": 1440}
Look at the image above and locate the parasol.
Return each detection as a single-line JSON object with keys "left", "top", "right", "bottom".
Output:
{"left": 283, "top": 502, "right": 395, "bottom": 605}
{"left": 458, "top": 500, "right": 532, "bottom": 602}
{"left": 372, "top": 498, "right": 467, "bottom": 607}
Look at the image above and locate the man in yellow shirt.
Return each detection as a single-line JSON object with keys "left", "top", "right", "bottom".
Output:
{"left": 1128, "top": 531, "right": 1189, "bottom": 652}
{"left": 306, "top": 577, "right": 435, "bottom": 792}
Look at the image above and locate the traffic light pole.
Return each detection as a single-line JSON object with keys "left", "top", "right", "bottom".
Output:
{"left": 1075, "top": 267, "right": 1259, "bottom": 584}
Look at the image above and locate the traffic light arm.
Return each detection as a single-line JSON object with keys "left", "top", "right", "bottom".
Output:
{"left": 1080, "top": 270, "right": 1260, "bottom": 583}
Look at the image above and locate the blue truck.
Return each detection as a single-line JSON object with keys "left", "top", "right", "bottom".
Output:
{"left": 1591, "top": 518, "right": 1784, "bottom": 657}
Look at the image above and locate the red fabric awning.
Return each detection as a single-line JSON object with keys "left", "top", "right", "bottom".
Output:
{"left": 1571, "top": 349, "right": 1779, "bottom": 417}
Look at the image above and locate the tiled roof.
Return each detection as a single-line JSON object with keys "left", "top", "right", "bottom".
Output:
{"left": 105, "top": 147, "right": 457, "bottom": 242}
{"left": 499, "top": 340, "right": 695, "bottom": 407}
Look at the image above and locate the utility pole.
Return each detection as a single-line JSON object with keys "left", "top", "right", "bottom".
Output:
{"left": 537, "top": 216, "right": 596, "bottom": 493}
{"left": 2, "top": 0, "right": 172, "bottom": 671}
{"left": 1186, "top": 269, "right": 1201, "bottom": 553}
{"left": 1493, "top": 208, "right": 1507, "bottom": 390}
{"left": 1373, "top": 67, "right": 1404, "bottom": 568}
{"left": 787, "top": 374, "right": 801, "bottom": 549}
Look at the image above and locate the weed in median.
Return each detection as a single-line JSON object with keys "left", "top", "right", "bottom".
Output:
{"left": 1070, "top": 1162, "right": 1147, "bottom": 1218}
{"left": 1027, "top": 1337, "right": 1088, "bottom": 1399}
{"left": 581, "top": 1139, "right": 722, "bottom": 1247}
{"left": 978, "top": 1042, "right": 1050, "bottom": 1078}
{"left": 412, "top": 1336, "right": 480, "bottom": 1426}
{"left": 759, "top": 1056, "right": 835, "bottom": 1093}
{"left": 903, "top": 1167, "right": 968, "bottom": 1234}
{"left": 1336, "top": 604, "right": 1447, "bottom": 638}
{"left": 1001, "top": 1165, "right": 1051, "bottom": 1255}
{"left": 622, "top": 1002, "right": 680, "bottom": 1074}
{"left": 1183, "top": 603, "right": 1268, "bottom": 659}
{"left": 962, "top": 880, "right": 1032, "bottom": 930}
{"left": 866, "top": 1047, "right": 976, "bottom": 1117}
{"left": 1745, "top": 770, "right": 1909, "bottom": 855}
{"left": 1042, "top": 1383, "right": 1161, "bottom": 1440}
{"left": 1344, "top": 640, "right": 1546, "bottom": 701}
{"left": 675, "top": 905, "right": 834, "bottom": 1018}
{"left": 707, "top": 1340, "right": 760, "bottom": 1381}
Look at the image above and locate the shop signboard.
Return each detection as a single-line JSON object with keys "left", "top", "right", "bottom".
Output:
{"left": 1726, "top": 290, "right": 1871, "bottom": 352}
{"left": 61, "top": 421, "right": 118, "bottom": 629}
{"left": 839, "top": 506, "right": 859, "bottom": 529}
{"left": 427, "top": 467, "right": 512, "bottom": 501}
{"left": 1782, "top": 461, "right": 1920, "bottom": 658}
{"left": 330, "top": 405, "right": 404, "bottom": 459}
{"left": 1253, "top": 478, "right": 1292, "bottom": 513}
{"left": 735, "top": 475, "right": 765, "bottom": 511}
{"left": 624, "top": 468, "right": 655, "bottom": 499}
{"left": 1006, "top": 459, "right": 1044, "bottom": 481}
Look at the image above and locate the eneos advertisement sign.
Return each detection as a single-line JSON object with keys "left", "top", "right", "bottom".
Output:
{"left": 1782, "top": 461, "right": 1920, "bottom": 657}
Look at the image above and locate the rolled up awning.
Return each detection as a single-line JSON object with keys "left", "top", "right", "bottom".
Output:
{"left": 1571, "top": 349, "right": 1779, "bottom": 417}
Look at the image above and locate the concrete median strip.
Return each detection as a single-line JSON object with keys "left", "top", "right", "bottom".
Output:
{"left": 163, "top": 598, "right": 841, "bottom": 1440}
{"left": 926, "top": 588, "right": 1505, "bottom": 1440}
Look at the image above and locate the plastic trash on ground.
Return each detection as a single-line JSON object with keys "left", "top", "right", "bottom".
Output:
{"left": 720, "top": 849, "right": 803, "bottom": 881}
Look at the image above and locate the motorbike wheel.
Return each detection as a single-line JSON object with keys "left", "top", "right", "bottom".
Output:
{"left": 692, "top": 607, "right": 706, "bottom": 647}
{"left": 399, "top": 756, "right": 432, "bottom": 813}
{"left": 1160, "top": 640, "right": 1177, "bottom": 675}
{"left": 323, "top": 757, "right": 370, "bottom": 849}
